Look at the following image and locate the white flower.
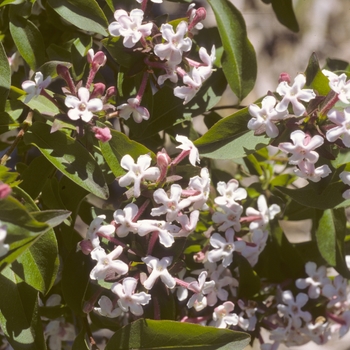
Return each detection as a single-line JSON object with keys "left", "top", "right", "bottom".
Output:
{"left": 322, "top": 274, "right": 348, "bottom": 307}
{"left": 157, "top": 62, "right": 178, "bottom": 85}
{"left": 118, "top": 154, "right": 160, "bottom": 198}
{"left": 113, "top": 203, "right": 140, "bottom": 237}
{"left": 295, "top": 262, "right": 330, "bottom": 299}
{"left": 0, "top": 222, "right": 9, "bottom": 257}
{"left": 248, "top": 96, "right": 288, "bottom": 138}
{"left": 174, "top": 68, "right": 202, "bottom": 104}
{"left": 215, "top": 179, "right": 247, "bottom": 207}
{"left": 22, "top": 72, "right": 51, "bottom": 103}
{"left": 151, "top": 184, "right": 191, "bottom": 221}
{"left": 175, "top": 210, "right": 200, "bottom": 237}
{"left": 277, "top": 291, "right": 311, "bottom": 328}
{"left": 208, "top": 228, "right": 246, "bottom": 267}
{"left": 175, "top": 134, "right": 200, "bottom": 166}
{"left": 278, "top": 130, "right": 324, "bottom": 165}
{"left": 294, "top": 161, "right": 331, "bottom": 182}
{"left": 112, "top": 277, "right": 151, "bottom": 316}
{"left": 136, "top": 219, "right": 179, "bottom": 248}
{"left": 197, "top": 45, "right": 216, "bottom": 81}
{"left": 90, "top": 246, "right": 128, "bottom": 280}
{"left": 142, "top": 256, "right": 176, "bottom": 290}
{"left": 94, "top": 296, "right": 122, "bottom": 318}
{"left": 44, "top": 318, "right": 75, "bottom": 350}
{"left": 187, "top": 167, "right": 211, "bottom": 210}
{"left": 212, "top": 204, "right": 243, "bottom": 232}
{"left": 108, "top": 9, "right": 153, "bottom": 48}
{"left": 276, "top": 74, "right": 316, "bottom": 116}
{"left": 187, "top": 271, "right": 215, "bottom": 311}
{"left": 211, "top": 301, "right": 239, "bottom": 328}
{"left": 117, "top": 98, "right": 150, "bottom": 123}
{"left": 326, "top": 107, "right": 350, "bottom": 147}
{"left": 8, "top": 51, "right": 23, "bottom": 74}
{"left": 65, "top": 87, "right": 103, "bottom": 122}
{"left": 154, "top": 21, "right": 192, "bottom": 65}
{"left": 245, "top": 195, "right": 280, "bottom": 230}
{"left": 322, "top": 69, "right": 350, "bottom": 104}
{"left": 86, "top": 215, "right": 115, "bottom": 248}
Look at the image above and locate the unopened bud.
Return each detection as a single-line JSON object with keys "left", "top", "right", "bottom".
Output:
{"left": 279, "top": 72, "right": 291, "bottom": 84}
{"left": 91, "top": 82, "right": 106, "bottom": 98}
{"left": 0, "top": 183, "right": 11, "bottom": 199}
{"left": 105, "top": 86, "right": 117, "bottom": 100}
{"left": 157, "top": 148, "right": 171, "bottom": 171}
{"left": 77, "top": 240, "right": 94, "bottom": 255}
{"left": 188, "top": 7, "right": 206, "bottom": 31}
{"left": 87, "top": 49, "right": 107, "bottom": 67}
{"left": 92, "top": 126, "right": 112, "bottom": 143}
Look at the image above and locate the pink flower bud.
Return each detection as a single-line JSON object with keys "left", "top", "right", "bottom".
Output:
{"left": 0, "top": 183, "right": 11, "bottom": 199}
{"left": 157, "top": 148, "right": 171, "bottom": 170}
{"left": 92, "top": 126, "right": 112, "bottom": 143}
{"left": 77, "top": 240, "right": 94, "bottom": 255}
{"left": 188, "top": 7, "right": 206, "bottom": 31}
{"left": 87, "top": 49, "right": 107, "bottom": 67}
{"left": 279, "top": 72, "right": 291, "bottom": 84}
{"left": 90, "top": 82, "right": 106, "bottom": 98}
{"left": 105, "top": 86, "right": 116, "bottom": 100}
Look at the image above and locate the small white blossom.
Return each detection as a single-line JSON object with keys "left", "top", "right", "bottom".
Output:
{"left": 44, "top": 318, "right": 75, "bottom": 350}
{"left": 112, "top": 277, "right": 151, "bottom": 316}
{"left": 142, "top": 256, "right": 176, "bottom": 290}
{"left": 211, "top": 301, "right": 239, "bottom": 328}
{"left": 245, "top": 195, "right": 280, "bottom": 230}
{"left": 22, "top": 72, "right": 51, "bottom": 103}
{"left": 295, "top": 262, "right": 330, "bottom": 299}
{"left": 248, "top": 96, "right": 288, "bottom": 138}
{"left": 174, "top": 68, "right": 202, "bottom": 104}
{"left": 154, "top": 21, "right": 192, "bottom": 65}
{"left": 278, "top": 130, "right": 324, "bottom": 165}
{"left": 276, "top": 74, "right": 316, "bottom": 116}
{"left": 187, "top": 271, "right": 215, "bottom": 311}
{"left": 175, "top": 134, "right": 200, "bottom": 166}
{"left": 215, "top": 179, "right": 247, "bottom": 207}
{"left": 90, "top": 246, "right": 128, "bottom": 280}
{"left": 322, "top": 274, "right": 348, "bottom": 307}
{"left": 114, "top": 203, "right": 139, "bottom": 237}
{"left": 65, "top": 87, "right": 103, "bottom": 122}
{"left": 186, "top": 167, "right": 211, "bottom": 210}
{"left": 212, "top": 204, "right": 243, "bottom": 232}
{"left": 86, "top": 215, "right": 115, "bottom": 248}
{"left": 196, "top": 45, "right": 216, "bottom": 81}
{"left": 326, "top": 107, "right": 350, "bottom": 147}
{"left": 322, "top": 69, "right": 350, "bottom": 104}
{"left": 118, "top": 154, "right": 160, "bottom": 198}
{"left": 94, "top": 296, "right": 122, "bottom": 318}
{"left": 117, "top": 98, "right": 150, "bottom": 123}
{"left": 208, "top": 228, "right": 246, "bottom": 267}
{"left": 108, "top": 9, "right": 153, "bottom": 48}
{"left": 151, "top": 184, "right": 191, "bottom": 221}
{"left": 294, "top": 161, "right": 331, "bottom": 182}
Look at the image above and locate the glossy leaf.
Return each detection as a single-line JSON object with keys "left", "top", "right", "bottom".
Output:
{"left": 207, "top": 0, "right": 257, "bottom": 101}
{"left": 304, "top": 53, "right": 330, "bottom": 95}
{"left": 23, "top": 122, "right": 109, "bottom": 199}
{"left": 9, "top": 17, "right": 46, "bottom": 71}
{"left": 271, "top": 0, "right": 299, "bottom": 33}
{"left": 19, "top": 94, "right": 60, "bottom": 117}
{"left": 37, "top": 60, "right": 72, "bottom": 79}
{"left": 105, "top": 318, "right": 250, "bottom": 350}
{"left": 276, "top": 182, "right": 345, "bottom": 210}
{"left": 195, "top": 107, "right": 270, "bottom": 159}
{"left": 237, "top": 255, "right": 260, "bottom": 298}
{"left": 0, "top": 42, "right": 11, "bottom": 112}
{"left": 0, "top": 266, "right": 47, "bottom": 350}
{"left": 47, "top": 0, "right": 108, "bottom": 36}
{"left": 99, "top": 126, "right": 155, "bottom": 177}
{"left": 315, "top": 209, "right": 350, "bottom": 278}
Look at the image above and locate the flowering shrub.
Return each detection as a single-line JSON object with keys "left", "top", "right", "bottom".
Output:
{"left": 1, "top": 1, "right": 350, "bottom": 350}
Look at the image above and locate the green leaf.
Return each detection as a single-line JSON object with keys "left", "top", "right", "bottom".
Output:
{"left": 270, "top": 0, "right": 299, "bottom": 32}
{"left": 47, "top": 0, "right": 108, "bottom": 36}
{"left": 99, "top": 126, "right": 155, "bottom": 177}
{"left": 72, "top": 327, "right": 89, "bottom": 350}
{"left": 0, "top": 265, "right": 47, "bottom": 350}
{"left": 304, "top": 53, "right": 330, "bottom": 95}
{"left": 37, "top": 60, "right": 72, "bottom": 79}
{"left": 276, "top": 182, "right": 345, "bottom": 210}
{"left": 18, "top": 94, "right": 60, "bottom": 117}
{"left": 237, "top": 255, "right": 260, "bottom": 298}
{"left": 0, "top": 112, "right": 19, "bottom": 134}
{"left": 105, "top": 319, "right": 250, "bottom": 350}
{"left": 31, "top": 210, "right": 71, "bottom": 228}
{"left": 0, "top": 42, "right": 11, "bottom": 112}
{"left": 9, "top": 17, "right": 46, "bottom": 71}
{"left": 207, "top": 0, "right": 257, "bottom": 101}
{"left": 315, "top": 209, "right": 350, "bottom": 277}
{"left": 195, "top": 107, "right": 270, "bottom": 159}
{"left": 62, "top": 251, "right": 92, "bottom": 316}
{"left": 23, "top": 122, "right": 109, "bottom": 199}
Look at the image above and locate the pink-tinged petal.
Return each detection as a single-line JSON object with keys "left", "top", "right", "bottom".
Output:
{"left": 275, "top": 97, "right": 290, "bottom": 113}
{"left": 108, "top": 245, "right": 123, "bottom": 260}
{"left": 265, "top": 122, "right": 279, "bottom": 138}
{"left": 77, "top": 87, "right": 90, "bottom": 103}
{"left": 291, "top": 100, "right": 306, "bottom": 116}
{"left": 290, "top": 130, "right": 306, "bottom": 146}
{"left": 154, "top": 42, "right": 172, "bottom": 60}
{"left": 326, "top": 126, "right": 345, "bottom": 143}
{"left": 138, "top": 23, "right": 153, "bottom": 37}
{"left": 160, "top": 23, "right": 175, "bottom": 42}
{"left": 297, "top": 89, "right": 316, "bottom": 102}
{"left": 306, "top": 134, "right": 324, "bottom": 150}
{"left": 65, "top": 95, "right": 80, "bottom": 109}
{"left": 123, "top": 276, "right": 137, "bottom": 295}
{"left": 114, "top": 9, "right": 128, "bottom": 21}
{"left": 128, "top": 303, "right": 144, "bottom": 316}
{"left": 80, "top": 110, "right": 94, "bottom": 123}
{"left": 123, "top": 32, "right": 142, "bottom": 48}
{"left": 109, "top": 260, "right": 128, "bottom": 275}
{"left": 129, "top": 9, "right": 144, "bottom": 25}
{"left": 210, "top": 233, "right": 226, "bottom": 248}
{"left": 108, "top": 22, "right": 122, "bottom": 36}
{"left": 87, "top": 98, "right": 103, "bottom": 112}
{"left": 276, "top": 81, "right": 291, "bottom": 96}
